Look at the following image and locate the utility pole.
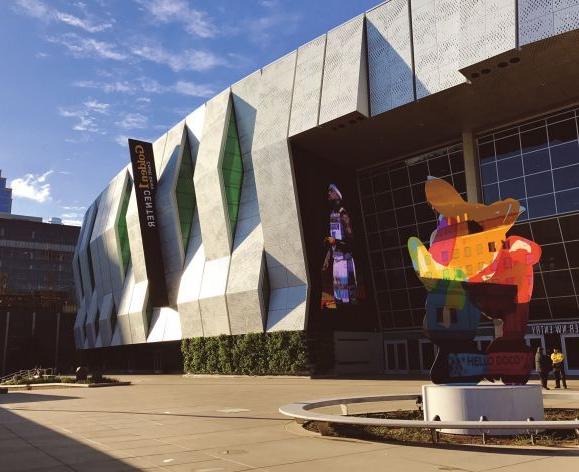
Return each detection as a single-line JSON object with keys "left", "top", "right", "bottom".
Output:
{"left": 2, "top": 312, "right": 10, "bottom": 376}
{"left": 54, "top": 312, "right": 61, "bottom": 373}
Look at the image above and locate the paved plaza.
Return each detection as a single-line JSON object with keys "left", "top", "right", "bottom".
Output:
{"left": 1, "top": 376, "right": 578, "bottom": 471}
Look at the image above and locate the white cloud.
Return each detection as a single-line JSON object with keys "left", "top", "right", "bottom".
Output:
{"left": 83, "top": 99, "right": 109, "bottom": 113}
{"left": 115, "top": 135, "right": 130, "bottom": 147}
{"left": 62, "top": 205, "right": 86, "bottom": 211}
{"left": 259, "top": 0, "right": 279, "bottom": 8}
{"left": 61, "top": 218, "right": 83, "bottom": 226}
{"left": 10, "top": 171, "right": 53, "bottom": 203}
{"left": 59, "top": 99, "right": 112, "bottom": 133}
{"left": 173, "top": 81, "right": 215, "bottom": 97}
{"left": 59, "top": 107, "right": 99, "bottom": 132}
{"left": 14, "top": 0, "right": 113, "bottom": 32}
{"left": 131, "top": 44, "right": 224, "bottom": 72}
{"left": 74, "top": 80, "right": 136, "bottom": 93}
{"left": 73, "top": 77, "right": 214, "bottom": 97}
{"left": 48, "top": 33, "right": 126, "bottom": 60}
{"left": 136, "top": 0, "right": 216, "bottom": 38}
{"left": 54, "top": 12, "right": 112, "bottom": 33}
{"left": 116, "top": 113, "right": 148, "bottom": 129}
{"left": 13, "top": 0, "right": 49, "bottom": 19}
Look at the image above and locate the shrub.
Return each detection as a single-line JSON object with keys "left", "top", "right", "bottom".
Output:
{"left": 181, "top": 331, "right": 309, "bottom": 375}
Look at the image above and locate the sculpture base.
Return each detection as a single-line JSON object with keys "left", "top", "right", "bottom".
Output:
{"left": 422, "top": 384, "right": 544, "bottom": 435}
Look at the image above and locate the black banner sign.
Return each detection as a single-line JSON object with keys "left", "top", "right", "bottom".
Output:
{"left": 128, "top": 139, "right": 168, "bottom": 307}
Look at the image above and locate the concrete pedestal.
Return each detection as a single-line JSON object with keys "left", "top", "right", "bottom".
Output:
{"left": 422, "top": 384, "right": 544, "bottom": 435}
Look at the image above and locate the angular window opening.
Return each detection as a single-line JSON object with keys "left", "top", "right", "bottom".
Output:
{"left": 222, "top": 105, "right": 244, "bottom": 239}
{"left": 110, "top": 301, "right": 118, "bottom": 334}
{"left": 94, "top": 308, "right": 100, "bottom": 339}
{"left": 176, "top": 134, "right": 196, "bottom": 251}
{"left": 117, "top": 179, "right": 132, "bottom": 276}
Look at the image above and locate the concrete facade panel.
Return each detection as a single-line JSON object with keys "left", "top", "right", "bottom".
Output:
{"left": 518, "top": 0, "right": 579, "bottom": 45}
{"left": 366, "top": 0, "right": 414, "bottom": 115}
{"left": 413, "top": 0, "right": 516, "bottom": 98}
{"left": 194, "top": 89, "right": 233, "bottom": 260}
{"left": 252, "top": 51, "right": 308, "bottom": 332}
{"left": 289, "top": 35, "right": 326, "bottom": 136}
{"left": 319, "top": 15, "right": 369, "bottom": 124}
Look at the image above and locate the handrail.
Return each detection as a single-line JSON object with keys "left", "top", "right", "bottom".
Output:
{"left": 0, "top": 368, "right": 55, "bottom": 384}
{"left": 279, "top": 392, "right": 579, "bottom": 431}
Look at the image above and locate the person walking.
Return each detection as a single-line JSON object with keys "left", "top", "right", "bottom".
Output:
{"left": 551, "top": 348, "right": 568, "bottom": 389}
{"left": 535, "top": 347, "right": 550, "bottom": 389}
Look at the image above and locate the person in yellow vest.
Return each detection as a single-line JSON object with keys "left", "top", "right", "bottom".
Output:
{"left": 550, "top": 348, "right": 568, "bottom": 389}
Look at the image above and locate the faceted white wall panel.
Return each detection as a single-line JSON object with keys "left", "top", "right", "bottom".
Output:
{"left": 121, "top": 178, "right": 149, "bottom": 343}
{"left": 199, "top": 256, "right": 231, "bottom": 336}
{"left": 114, "top": 265, "right": 135, "bottom": 345}
{"left": 289, "top": 35, "right": 326, "bottom": 136}
{"left": 227, "top": 71, "right": 267, "bottom": 334}
{"left": 155, "top": 121, "right": 187, "bottom": 307}
{"left": 176, "top": 215, "right": 205, "bottom": 338}
{"left": 73, "top": 299, "right": 87, "bottom": 349}
{"left": 177, "top": 106, "right": 207, "bottom": 339}
{"left": 147, "top": 307, "right": 182, "bottom": 342}
{"left": 252, "top": 52, "right": 309, "bottom": 332}
{"left": 85, "top": 169, "right": 129, "bottom": 348}
{"left": 194, "top": 89, "right": 234, "bottom": 260}
{"left": 412, "top": 0, "right": 516, "bottom": 98}
{"left": 96, "top": 293, "right": 114, "bottom": 347}
{"left": 77, "top": 200, "right": 98, "bottom": 299}
{"left": 84, "top": 291, "right": 98, "bottom": 348}
{"left": 519, "top": 0, "right": 579, "bottom": 45}
{"left": 128, "top": 280, "right": 149, "bottom": 344}
{"left": 319, "top": 15, "right": 369, "bottom": 124}
{"left": 366, "top": 0, "right": 414, "bottom": 115}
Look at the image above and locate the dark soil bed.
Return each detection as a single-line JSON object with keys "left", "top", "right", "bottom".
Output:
{"left": 304, "top": 409, "right": 579, "bottom": 447}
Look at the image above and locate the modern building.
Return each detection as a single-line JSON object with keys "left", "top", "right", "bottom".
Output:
{"left": 74, "top": 0, "right": 579, "bottom": 376}
{"left": 0, "top": 170, "right": 12, "bottom": 214}
{"left": 0, "top": 213, "right": 79, "bottom": 375}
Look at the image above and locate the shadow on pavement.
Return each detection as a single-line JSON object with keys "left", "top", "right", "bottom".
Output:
{"left": 0, "top": 392, "right": 79, "bottom": 404}
{"left": 6, "top": 406, "right": 287, "bottom": 422}
{"left": 0, "top": 400, "right": 141, "bottom": 471}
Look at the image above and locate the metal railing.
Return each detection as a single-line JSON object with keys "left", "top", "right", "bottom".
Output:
{"left": 0, "top": 368, "right": 55, "bottom": 385}
{"left": 279, "top": 392, "right": 579, "bottom": 444}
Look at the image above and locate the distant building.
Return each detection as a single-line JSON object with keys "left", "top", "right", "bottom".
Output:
{"left": 0, "top": 213, "right": 80, "bottom": 375}
{"left": 0, "top": 170, "right": 12, "bottom": 214}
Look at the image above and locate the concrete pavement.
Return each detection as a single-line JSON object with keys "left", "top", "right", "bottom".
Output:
{"left": 0, "top": 375, "right": 578, "bottom": 471}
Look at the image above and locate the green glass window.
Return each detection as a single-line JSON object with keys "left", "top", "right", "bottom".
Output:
{"left": 117, "top": 180, "right": 132, "bottom": 276}
{"left": 222, "top": 107, "right": 244, "bottom": 237}
{"left": 176, "top": 135, "right": 196, "bottom": 251}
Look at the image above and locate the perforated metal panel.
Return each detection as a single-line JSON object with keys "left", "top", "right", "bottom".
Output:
{"left": 319, "top": 15, "right": 369, "bottom": 124}
{"left": 288, "top": 35, "right": 326, "bottom": 136}
{"left": 366, "top": 0, "right": 414, "bottom": 116}
{"left": 519, "top": 0, "right": 579, "bottom": 45}
{"left": 251, "top": 52, "right": 309, "bottom": 332}
{"left": 413, "top": 0, "right": 516, "bottom": 98}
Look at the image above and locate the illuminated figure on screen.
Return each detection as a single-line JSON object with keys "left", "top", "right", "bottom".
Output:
{"left": 407, "top": 177, "right": 541, "bottom": 385}
{"left": 321, "top": 184, "right": 358, "bottom": 309}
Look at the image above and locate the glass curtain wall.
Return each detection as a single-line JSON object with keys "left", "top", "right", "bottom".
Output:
{"left": 358, "top": 144, "right": 465, "bottom": 330}
{"left": 478, "top": 107, "right": 579, "bottom": 321}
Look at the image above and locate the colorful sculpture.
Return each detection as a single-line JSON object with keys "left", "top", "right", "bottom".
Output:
{"left": 408, "top": 178, "right": 541, "bottom": 385}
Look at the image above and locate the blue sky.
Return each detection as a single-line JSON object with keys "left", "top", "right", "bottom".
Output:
{"left": 0, "top": 0, "right": 378, "bottom": 225}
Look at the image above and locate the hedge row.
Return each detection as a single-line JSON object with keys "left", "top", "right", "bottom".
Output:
{"left": 181, "top": 331, "right": 309, "bottom": 375}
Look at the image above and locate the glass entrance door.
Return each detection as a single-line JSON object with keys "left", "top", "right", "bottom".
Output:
{"left": 384, "top": 341, "right": 408, "bottom": 372}
{"left": 562, "top": 334, "right": 579, "bottom": 375}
